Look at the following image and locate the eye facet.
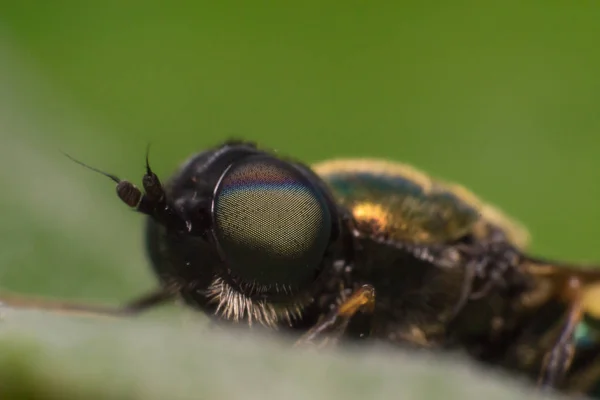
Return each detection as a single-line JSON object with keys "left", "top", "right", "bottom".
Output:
{"left": 212, "top": 155, "right": 332, "bottom": 290}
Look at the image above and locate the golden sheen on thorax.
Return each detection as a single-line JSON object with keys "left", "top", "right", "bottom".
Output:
{"left": 312, "top": 159, "right": 529, "bottom": 247}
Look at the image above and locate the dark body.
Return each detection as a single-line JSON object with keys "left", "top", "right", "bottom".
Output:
{"left": 139, "top": 141, "right": 600, "bottom": 397}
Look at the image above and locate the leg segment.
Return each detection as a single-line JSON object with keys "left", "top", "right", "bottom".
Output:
{"left": 538, "top": 277, "right": 584, "bottom": 389}
{"left": 0, "top": 288, "right": 175, "bottom": 318}
{"left": 294, "top": 284, "right": 375, "bottom": 348}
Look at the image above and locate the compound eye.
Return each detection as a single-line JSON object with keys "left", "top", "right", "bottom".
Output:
{"left": 212, "top": 155, "right": 332, "bottom": 289}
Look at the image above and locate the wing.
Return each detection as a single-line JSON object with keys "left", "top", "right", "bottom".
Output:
{"left": 312, "top": 159, "right": 530, "bottom": 249}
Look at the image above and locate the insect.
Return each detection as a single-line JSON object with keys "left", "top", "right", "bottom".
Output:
{"left": 2, "top": 140, "right": 600, "bottom": 397}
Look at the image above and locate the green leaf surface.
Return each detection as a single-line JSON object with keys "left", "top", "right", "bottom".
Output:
{"left": 0, "top": 308, "right": 545, "bottom": 400}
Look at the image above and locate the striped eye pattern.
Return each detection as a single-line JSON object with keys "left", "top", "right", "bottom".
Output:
{"left": 212, "top": 156, "right": 332, "bottom": 290}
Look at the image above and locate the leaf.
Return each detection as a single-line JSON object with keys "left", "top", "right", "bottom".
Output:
{"left": 0, "top": 307, "right": 554, "bottom": 400}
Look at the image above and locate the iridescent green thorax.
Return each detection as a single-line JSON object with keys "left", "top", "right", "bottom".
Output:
{"left": 312, "top": 159, "right": 530, "bottom": 248}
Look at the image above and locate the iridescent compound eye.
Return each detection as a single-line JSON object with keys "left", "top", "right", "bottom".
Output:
{"left": 212, "top": 155, "right": 332, "bottom": 290}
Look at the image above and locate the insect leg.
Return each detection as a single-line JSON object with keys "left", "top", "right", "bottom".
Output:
{"left": 294, "top": 284, "right": 375, "bottom": 348}
{"left": 538, "top": 277, "right": 584, "bottom": 389}
{"left": 0, "top": 288, "right": 175, "bottom": 318}
{"left": 562, "top": 347, "right": 600, "bottom": 394}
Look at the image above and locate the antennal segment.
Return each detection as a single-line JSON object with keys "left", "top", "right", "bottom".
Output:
{"left": 62, "top": 151, "right": 187, "bottom": 231}
{"left": 62, "top": 151, "right": 121, "bottom": 184}
{"left": 62, "top": 151, "right": 143, "bottom": 208}
{"left": 141, "top": 143, "right": 165, "bottom": 203}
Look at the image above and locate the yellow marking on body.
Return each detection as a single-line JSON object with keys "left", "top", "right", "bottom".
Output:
{"left": 582, "top": 282, "right": 600, "bottom": 319}
{"left": 338, "top": 284, "right": 375, "bottom": 316}
{"left": 352, "top": 202, "right": 390, "bottom": 231}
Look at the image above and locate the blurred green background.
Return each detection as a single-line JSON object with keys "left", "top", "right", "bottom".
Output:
{"left": 1, "top": 2, "right": 600, "bottom": 316}
{"left": 0, "top": 2, "right": 599, "bottom": 399}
